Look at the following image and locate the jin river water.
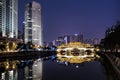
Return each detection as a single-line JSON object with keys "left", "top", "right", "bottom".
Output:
{"left": 0, "top": 54, "right": 108, "bottom": 80}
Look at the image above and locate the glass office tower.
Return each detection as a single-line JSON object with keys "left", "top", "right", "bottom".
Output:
{"left": 0, "top": 0, "right": 18, "bottom": 38}
{"left": 24, "top": 1, "right": 42, "bottom": 46}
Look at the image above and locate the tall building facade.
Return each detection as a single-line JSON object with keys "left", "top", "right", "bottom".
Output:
{"left": 0, "top": 0, "right": 18, "bottom": 38}
{"left": 24, "top": 1, "right": 42, "bottom": 46}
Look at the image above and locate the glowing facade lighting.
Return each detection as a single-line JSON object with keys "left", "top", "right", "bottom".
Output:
{"left": 24, "top": 1, "right": 43, "bottom": 46}
{"left": 0, "top": 0, "right": 18, "bottom": 38}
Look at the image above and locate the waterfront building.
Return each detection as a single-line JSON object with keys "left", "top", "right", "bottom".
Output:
{"left": 0, "top": 0, "right": 18, "bottom": 38}
{"left": 57, "top": 42, "right": 94, "bottom": 52}
{"left": 57, "top": 42, "right": 95, "bottom": 59}
{"left": 24, "top": 1, "right": 42, "bottom": 46}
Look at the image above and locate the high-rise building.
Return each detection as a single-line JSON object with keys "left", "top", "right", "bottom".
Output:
{"left": 0, "top": 0, "right": 18, "bottom": 38}
{"left": 69, "top": 34, "right": 83, "bottom": 42}
{"left": 24, "top": 1, "right": 42, "bottom": 46}
{"left": 52, "top": 34, "right": 83, "bottom": 46}
{"left": 93, "top": 38, "right": 100, "bottom": 45}
{"left": 63, "top": 35, "right": 70, "bottom": 44}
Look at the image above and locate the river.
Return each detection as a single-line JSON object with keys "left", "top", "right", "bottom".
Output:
{"left": 0, "top": 54, "right": 108, "bottom": 80}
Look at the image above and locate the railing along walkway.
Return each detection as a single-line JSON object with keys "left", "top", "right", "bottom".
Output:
{"left": 104, "top": 52, "right": 120, "bottom": 80}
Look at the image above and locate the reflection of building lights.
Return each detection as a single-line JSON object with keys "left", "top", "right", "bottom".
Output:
{"left": 34, "top": 64, "right": 38, "bottom": 66}
{"left": 5, "top": 62, "right": 9, "bottom": 69}
{"left": 37, "top": 58, "right": 42, "bottom": 61}
{"left": 76, "top": 65, "right": 79, "bottom": 68}
{"left": 2, "top": 60, "right": 18, "bottom": 70}
{"left": 57, "top": 53, "right": 95, "bottom": 63}
{"left": 6, "top": 65, "right": 9, "bottom": 69}
{"left": 56, "top": 42, "right": 97, "bottom": 64}
{"left": 9, "top": 70, "right": 14, "bottom": 80}
{"left": 12, "top": 64, "right": 16, "bottom": 69}
{"left": 32, "top": 59, "right": 42, "bottom": 80}
{"left": 1, "top": 73, "right": 5, "bottom": 80}
{"left": 26, "top": 76, "right": 33, "bottom": 79}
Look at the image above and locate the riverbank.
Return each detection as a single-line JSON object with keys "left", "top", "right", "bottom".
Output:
{"left": 0, "top": 51, "right": 57, "bottom": 61}
{"left": 97, "top": 52, "right": 120, "bottom": 80}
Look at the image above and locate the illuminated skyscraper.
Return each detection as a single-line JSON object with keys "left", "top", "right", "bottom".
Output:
{"left": 24, "top": 1, "right": 42, "bottom": 46}
{"left": 0, "top": 0, "right": 18, "bottom": 38}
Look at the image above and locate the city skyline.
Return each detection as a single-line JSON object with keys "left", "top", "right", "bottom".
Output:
{"left": 19, "top": 0, "right": 120, "bottom": 42}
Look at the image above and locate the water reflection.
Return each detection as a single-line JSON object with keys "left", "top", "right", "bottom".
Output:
{"left": 0, "top": 54, "right": 107, "bottom": 80}
{"left": 56, "top": 52, "right": 99, "bottom": 68}
{"left": 0, "top": 59, "right": 42, "bottom": 80}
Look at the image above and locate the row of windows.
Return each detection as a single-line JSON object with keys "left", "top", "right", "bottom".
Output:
{"left": 28, "top": 29, "right": 32, "bottom": 34}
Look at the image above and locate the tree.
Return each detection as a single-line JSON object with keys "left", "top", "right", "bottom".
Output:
{"left": 101, "top": 21, "right": 120, "bottom": 52}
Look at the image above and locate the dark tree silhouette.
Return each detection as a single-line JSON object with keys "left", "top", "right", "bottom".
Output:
{"left": 101, "top": 21, "right": 120, "bottom": 52}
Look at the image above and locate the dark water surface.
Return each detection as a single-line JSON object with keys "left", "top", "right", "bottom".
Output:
{"left": 0, "top": 56, "right": 108, "bottom": 80}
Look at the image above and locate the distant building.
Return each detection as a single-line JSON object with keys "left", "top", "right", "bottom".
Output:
{"left": 0, "top": 0, "right": 18, "bottom": 38}
{"left": 63, "top": 35, "right": 70, "bottom": 44}
{"left": 24, "top": 1, "right": 42, "bottom": 46}
{"left": 84, "top": 38, "right": 100, "bottom": 45}
{"left": 69, "top": 34, "right": 83, "bottom": 42}
{"left": 52, "top": 40, "right": 57, "bottom": 46}
{"left": 52, "top": 34, "right": 101, "bottom": 46}
{"left": 84, "top": 39, "right": 93, "bottom": 45}
{"left": 93, "top": 38, "right": 100, "bottom": 45}
{"left": 56, "top": 36, "right": 65, "bottom": 46}
{"left": 52, "top": 34, "right": 83, "bottom": 46}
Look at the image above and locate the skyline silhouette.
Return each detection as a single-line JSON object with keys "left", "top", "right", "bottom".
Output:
{"left": 19, "top": 0, "right": 120, "bottom": 42}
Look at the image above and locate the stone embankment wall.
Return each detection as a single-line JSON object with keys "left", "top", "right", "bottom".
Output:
{"left": 97, "top": 52, "right": 120, "bottom": 80}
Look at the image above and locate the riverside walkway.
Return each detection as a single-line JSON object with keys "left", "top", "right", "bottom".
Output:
{"left": 97, "top": 52, "right": 120, "bottom": 80}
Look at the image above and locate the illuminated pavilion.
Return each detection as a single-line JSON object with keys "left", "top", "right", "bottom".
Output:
{"left": 57, "top": 42, "right": 95, "bottom": 53}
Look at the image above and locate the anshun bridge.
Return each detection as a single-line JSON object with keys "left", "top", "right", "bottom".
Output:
{"left": 0, "top": 42, "right": 120, "bottom": 80}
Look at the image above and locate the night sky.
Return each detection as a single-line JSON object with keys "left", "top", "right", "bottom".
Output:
{"left": 19, "top": 0, "right": 120, "bottom": 42}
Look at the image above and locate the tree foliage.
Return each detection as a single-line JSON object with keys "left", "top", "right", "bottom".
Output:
{"left": 101, "top": 21, "right": 120, "bottom": 51}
